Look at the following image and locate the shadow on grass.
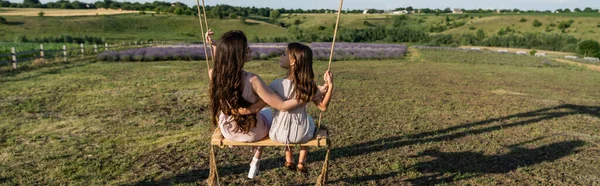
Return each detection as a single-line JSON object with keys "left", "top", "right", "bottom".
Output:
{"left": 5, "top": 21, "right": 24, "bottom": 26}
{"left": 328, "top": 140, "right": 586, "bottom": 185}
{"left": 132, "top": 104, "right": 597, "bottom": 185}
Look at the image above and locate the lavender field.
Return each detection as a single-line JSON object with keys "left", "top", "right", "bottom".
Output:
{"left": 96, "top": 43, "right": 408, "bottom": 62}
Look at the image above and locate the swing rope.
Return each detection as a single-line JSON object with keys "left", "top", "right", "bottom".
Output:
{"left": 316, "top": 1, "right": 343, "bottom": 185}
{"left": 195, "top": 1, "right": 219, "bottom": 185}
{"left": 195, "top": 0, "right": 210, "bottom": 73}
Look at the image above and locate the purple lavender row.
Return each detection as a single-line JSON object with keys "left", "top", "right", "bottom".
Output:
{"left": 313, "top": 47, "right": 407, "bottom": 61}
{"left": 97, "top": 43, "right": 407, "bottom": 62}
{"left": 97, "top": 45, "right": 285, "bottom": 62}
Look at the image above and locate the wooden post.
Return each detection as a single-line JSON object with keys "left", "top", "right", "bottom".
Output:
{"left": 80, "top": 43, "right": 84, "bottom": 57}
{"left": 105, "top": 43, "right": 109, "bottom": 51}
{"left": 94, "top": 44, "right": 98, "bottom": 53}
{"left": 11, "top": 47, "right": 17, "bottom": 70}
{"left": 40, "top": 44, "right": 45, "bottom": 62}
{"left": 63, "top": 45, "right": 68, "bottom": 62}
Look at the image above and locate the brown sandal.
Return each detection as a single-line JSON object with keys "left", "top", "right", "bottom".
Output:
{"left": 284, "top": 162, "right": 296, "bottom": 171}
{"left": 297, "top": 162, "right": 308, "bottom": 173}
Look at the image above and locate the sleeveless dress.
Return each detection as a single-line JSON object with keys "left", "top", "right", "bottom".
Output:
{"left": 269, "top": 78, "right": 316, "bottom": 144}
{"left": 218, "top": 72, "right": 273, "bottom": 142}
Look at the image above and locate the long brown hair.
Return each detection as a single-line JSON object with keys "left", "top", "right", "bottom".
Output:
{"left": 287, "top": 42, "right": 317, "bottom": 103}
{"left": 209, "top": 30, "right": 256, "bottom": 133}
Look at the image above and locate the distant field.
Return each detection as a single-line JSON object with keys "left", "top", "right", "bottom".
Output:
{"left": 443, "top": 15, "right": 600, "bottom": 41}
{"left": 1, "top": 9, "right": 599, "bottom": 44}
{"left": 0, "top": 8, "right": 138, "bottom": 16}
{"left": 0, "top": 14, "right": 288, "bottom": 42}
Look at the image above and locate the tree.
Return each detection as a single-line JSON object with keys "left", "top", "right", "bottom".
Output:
{"left": 230, "top": 12, "right": 238, "bottom": 19}
{"left": 583, "top": 7, "right": 594, "bottom": 12}
{"left": 577, "top": 40, "right": 600, "bottom": 57}
{"left": 564, "top": 8, "right": 571, "bottom": 13}
{"left": 94, "top": 1, "right": 106, "bottom": 9}
{"left": 174, "top": 7, "right": 184, "bottom": 15}
{"left": 23, "top": 0, "right": 41, "bottom": 7}
{"left": 476, "top": 29, "right": 486, "bottom": 40}
{"left": 211, "top": 6, "right": 222, "bottom": 19}
{"left": 1, "top": 0, "right": 11, "bottom": 7}
{"left": 574, "top": 8, "right": 582, "bottom": 12}
{"left": 270, "top": 9, "right": 280, "bottom": 19}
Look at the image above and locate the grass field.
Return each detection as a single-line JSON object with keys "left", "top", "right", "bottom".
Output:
{"left": 1, "top": 48, "right": 599, "bottom": 185}
{"left": 443, "top": 15, "right": 600, "bottom": 41}
{"left": 0, "top": 14, "right": 288, "bottom": 42}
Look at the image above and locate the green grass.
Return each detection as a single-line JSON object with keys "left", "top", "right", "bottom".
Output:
{"left": 0, "top": 14, "right": 288, "bottom": 42}
{"left": 1, "top": 48, "right": 600, "bottom": 185}
{"left": 0, "top": 42, "right": 83, "bottom": 54}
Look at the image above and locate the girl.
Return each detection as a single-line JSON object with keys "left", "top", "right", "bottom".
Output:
{"left": 269, "top": 42, "right": 334, "bottom": 173}
{"left": 206, "top": 30, "right": 305, "bottom": 178}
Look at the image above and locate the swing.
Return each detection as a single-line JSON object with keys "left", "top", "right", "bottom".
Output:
{"left": 196, "top": 0, "right": 344, "bottom": 185}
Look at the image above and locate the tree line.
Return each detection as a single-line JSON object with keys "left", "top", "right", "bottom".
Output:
{"left": 2, "top": 0, "right": 599, "bottom": 16}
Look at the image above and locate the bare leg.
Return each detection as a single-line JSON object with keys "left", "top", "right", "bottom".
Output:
{"left": 253, "top": 146, "right": 262, "bottom": 158}
{"left": 285, "top": 146, "right": 295, "bottom": 163}
{"left": 297, "top": 147, "right": 308, "bottom": 172}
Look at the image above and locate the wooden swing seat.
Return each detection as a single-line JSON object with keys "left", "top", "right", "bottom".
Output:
{"left": 211, "top": 128, "right": 329, "bottom": 147}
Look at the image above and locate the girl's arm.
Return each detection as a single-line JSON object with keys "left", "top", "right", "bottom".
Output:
{"left": 249, "top": 74, "right": 304, "bottom": 112}
{"left": 314, "top": 84, "right": 329, "bottom": 99}
{"left": 313, "top": 70, "right": 334, "bottom": 112}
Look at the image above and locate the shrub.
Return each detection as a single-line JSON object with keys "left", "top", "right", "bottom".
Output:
{"left": 577, "top": 40, "right": 600, "bottom": 57}
{"left": 38, "top": 11, "right": 44, "bottom": 17}
{"left": 528, "top": 50, "right": 537, "bottom": 56}
{"left": 0, "top": 16, "right": 6, "bottom": 24}
{"left": 469, "top": 26, "right": 476, "bottom": 30}
{"left": 519, "top": 17, "right": 527, "bottom": 22}
{"left": 533, "top": 19, "right": 543, "bottom": 27}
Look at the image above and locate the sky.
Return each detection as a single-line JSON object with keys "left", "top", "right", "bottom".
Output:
{"left": 26, "top": 0, "right": 600, "bottom": 11}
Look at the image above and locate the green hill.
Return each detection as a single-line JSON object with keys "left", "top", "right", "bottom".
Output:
{"left": 1, "top": 9, "right": 599, "bottom": 44}
{"left": 0, "top": 13, "right": 288, "bottom": 42}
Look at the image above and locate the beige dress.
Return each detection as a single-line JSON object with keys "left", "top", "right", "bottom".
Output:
{"left": 269, "top": 78, "right": 316, "bottom": 144}
{"left": 218, "top": 72, "right": 273, "bottom": 142}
